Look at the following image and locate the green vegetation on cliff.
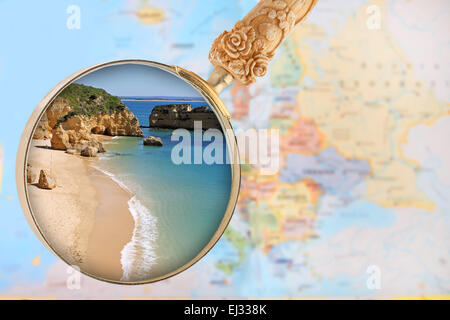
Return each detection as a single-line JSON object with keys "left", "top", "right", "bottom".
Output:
{"left": 54, "top": 83, "right": 126, "bottom": 128}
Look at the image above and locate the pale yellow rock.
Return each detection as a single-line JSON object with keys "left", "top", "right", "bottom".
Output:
{"left": 47, "top": 97, "right": 73, "bottom": 128}
{"left": 51, "top": 126, "right": 70, "bottom": 151}
{"left": 91, "top": 125, "right": 106, "bottom": 134}
{"left": 143, "top": 136, "right": 163, "bottom": 146}
{"left": 27, "top": 164, "right": 38, "bottom": 184}
{"left": 34, "top": 96, "right": 144, "bottom": 144}
{"left": 33, "top": 113, "right": 52, "bottom": 140}
{"left": 80, "top": 146, "right": 98, "bottom": 158}
{"left": 37, "top": 169, "right": 57, "bottom": 190}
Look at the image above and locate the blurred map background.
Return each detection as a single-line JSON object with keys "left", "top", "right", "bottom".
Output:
{"left": 0, "top": 0, "right": 449, "bottom": 298}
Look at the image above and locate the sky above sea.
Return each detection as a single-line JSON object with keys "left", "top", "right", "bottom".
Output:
{"left": 74, "top": 63, "right": 203, "bottom": 98}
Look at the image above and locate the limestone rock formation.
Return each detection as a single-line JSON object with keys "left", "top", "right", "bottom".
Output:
{"left": 33, "top": 113, "right": 52, "bottom": 140}
{"left": 59, "top": 107, "right": 143, "bottom": 137}
{"left": 91, "top": 125, "right": 106, "bottom": 134}
{"left": 27, "top": 164, "right": 38, "bottom": 184}
{"left": 37, "top": 169, "right": 57, "bottom": 190}
{"left": 81, "top": 146, "right": 98, "bottom": 157}
{"left": 33, "top": 98, "right": 74, "bottom": 140}
{"left": 33, "top": 84, "right": 144, "bottom": 154}
{"left": 49, "top": 121, "right": 107, "bottom": 153}
{"left": 143, "top": 136, "right": 163, "bottom": 146}
{"left": 51, "top": 126, "right": 71, "bottom": 150}
{"left": 46, "top": 97, "right": 74, "bottom": 128}
{"left": 149, "top": 104, "right": 221, "bottom": 130}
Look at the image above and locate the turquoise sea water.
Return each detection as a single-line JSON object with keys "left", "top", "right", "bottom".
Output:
{"left": 95, "top": 100, "right": 232, "bottom": 281}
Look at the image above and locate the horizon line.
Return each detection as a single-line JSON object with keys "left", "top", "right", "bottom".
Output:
{"left": 119, "top": 95, "right": 206, "bottom": 101}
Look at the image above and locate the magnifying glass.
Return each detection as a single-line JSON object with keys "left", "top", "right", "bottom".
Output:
{"left": 16, "top": 0, "right": 317, "bottom": 284}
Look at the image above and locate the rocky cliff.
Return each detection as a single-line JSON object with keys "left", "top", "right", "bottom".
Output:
{"left": 33, "top": 84, "right": 144, "bottom": 151}
{"left": 149, "top": 104, "right": 221, "bottom": 130}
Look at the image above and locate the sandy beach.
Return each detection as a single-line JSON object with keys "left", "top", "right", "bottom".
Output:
{"left": 27, "top": 139, "right": 134, "bottom": 281}
{"left": 84, "top": 165, "right": 134, "bottom": 281}
{"left": 24, "top": 74, "right": 232, "bottom": 283}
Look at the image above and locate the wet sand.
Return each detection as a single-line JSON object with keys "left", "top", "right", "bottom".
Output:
{"left": 84, "top": 166, "right": 135, "bottom": 281}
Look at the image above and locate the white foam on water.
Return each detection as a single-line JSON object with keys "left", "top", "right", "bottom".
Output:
{"left": 90, "top": 164, "right": 133, "bottom": 194}
{"left": 103, "top": 137, "right": 121, "bottom": 145}
{"left": 91, "top": 155, "right": 159, "bottom": 282}
{"left": 97, "top": 156, "right": 112, "bottom": 160}
{"left": 120, "top": 196, "right": 158, "bottom": 282}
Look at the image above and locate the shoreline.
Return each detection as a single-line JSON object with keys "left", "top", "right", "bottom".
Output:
{"left": 84, "top": 163, "right": 135, "bottom": 281}
{"left": 90, "top": 139, "right": 159, "bottom": 282}
{"left": 27, "top": 138, "right": 135, "bottom": 281}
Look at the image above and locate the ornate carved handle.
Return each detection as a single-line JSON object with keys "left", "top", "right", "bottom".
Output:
{"left": 209, "top": 0, "right": 318, "bottom": 88}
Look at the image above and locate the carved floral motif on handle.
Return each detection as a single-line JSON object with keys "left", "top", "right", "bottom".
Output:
{"left": 209, "top": 0, "right": 317, "bottom": 85}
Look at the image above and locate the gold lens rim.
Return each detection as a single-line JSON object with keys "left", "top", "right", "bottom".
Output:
{"left": 15, "top": 59, "right": 241, "bottom": 285}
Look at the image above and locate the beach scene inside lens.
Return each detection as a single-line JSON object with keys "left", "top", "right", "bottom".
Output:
{"left": 25, "top": 63, "right": 232, "bottom": 282}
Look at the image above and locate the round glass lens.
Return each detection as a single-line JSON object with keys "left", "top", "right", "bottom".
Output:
{"left": 25, "top": 62, "right": 234, "bottom": 283}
